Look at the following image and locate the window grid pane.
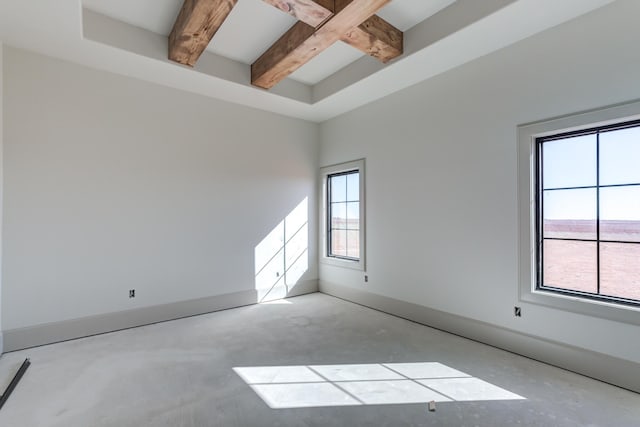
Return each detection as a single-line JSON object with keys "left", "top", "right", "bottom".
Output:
{"left": 328, "top": 171, "right": 360, "bottom": 260}
{"left": 543, "top": 188, "right": 597, "bottom": 240}
{"left": 600, "top": 186, "right": 640, "bottom": 243}
{"left": 543, "top": 240, "right": 598, "bottom": 293}
{"left": 538, "top": 119, "right": 640, "bottom": 304}
{"left": 600, "top": 242, "right": 640, "bottom": 301}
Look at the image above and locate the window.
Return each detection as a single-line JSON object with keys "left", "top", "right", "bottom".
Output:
{"left": 320, "top": 160, "right": 365, "bottom": 270}
{"left": 537, "top": 120, "right": 640, "bottom": 305}
{"left": 328, "top": 170, "right": 360, "bottom": 260}
{"left": 518, "top": 101, "right": 640, "bottom": 324}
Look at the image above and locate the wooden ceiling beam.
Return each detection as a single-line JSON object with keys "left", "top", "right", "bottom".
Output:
{"left": 258, "top": 0, "right": 402, "bottom": 88}
{"left": 252, "top": 0, "right": 392, "bottom": 89}
{"left": 262, "top": 0, "right": 335, "bottom": 28}
{"left": 169, "top": 0, "right": 238, "bottom": 67}
{"left": 334, "top": 0, "right": 402, "bottom": 63}
{"left": 341, "top": 14, "right": 402, "bottom": 63}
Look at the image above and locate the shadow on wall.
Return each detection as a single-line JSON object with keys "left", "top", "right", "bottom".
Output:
{"left": 254, "top": 198, "right": 308, "bottom": 302}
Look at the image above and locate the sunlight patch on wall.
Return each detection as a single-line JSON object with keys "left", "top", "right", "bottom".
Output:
{"left": 233, "top": 362, "right": 525, "bottom": 409}
{"left": 254, "top": 198, "right": 308, "bottom": 301}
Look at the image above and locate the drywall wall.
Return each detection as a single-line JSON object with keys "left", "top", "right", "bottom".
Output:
{"left": 0, "top": 43, "right": 4, "bottom": 353}
{"left": 319, "top": 0, "right": 640, "bottom": 364}
{"left": 2, "top": 47, "right": 319, "bottom": 332}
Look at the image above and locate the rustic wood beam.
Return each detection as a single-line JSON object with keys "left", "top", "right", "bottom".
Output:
{"left": 169, "top": 0, "right": 238, "bottom": 67}
{"left": 252, "top": 0, "right": 391, "bottom": 89}
{"left": 341, "top": 14, "right": 402, "bottom": 63}
{"left": 261, "top": 0, "right": 402, "bottom": 71}
{"left": 262, "top": 0, "right": 335, "bottom": 28}
{"left": 251, "top": 21, "right": 315, "bottom": 89}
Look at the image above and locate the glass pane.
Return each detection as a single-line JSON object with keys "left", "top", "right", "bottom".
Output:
{"left": 330, "top": 229, "right": 347, "bottom": 257}
{"left": 542, "top": 134, "right": 596, "bottom": 189}
{"left": 346, "top": 202, "right": 360, "bottom": 230}
{"left": 542, "top": 240, "right": 597, "bottom": 293}
{"left": 330, "top": 175, "right": 346, "bottom": 202}
{"left": 347, "top": 172, "right": 359, "bottom": 201}
{"left": 346, "top": 230, "right": 360, "bottom": 259}
{"left": 600, "top": 126, "right": 640, "bottom": 185}
{"left": 330, "top": 203, "right": 346, "bottom": 229}
{"left": 543, "top": 188, "right": 597, "bottom": 239}
{"left": 600, "top": 186, "right": 640, "bottom": 242}
{"left": 600, "top": 242, "right": 640, "bottom": 302}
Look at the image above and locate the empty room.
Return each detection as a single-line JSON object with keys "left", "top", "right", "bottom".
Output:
{"left": 1, "top": 0, "right": 639, "bottom": 425}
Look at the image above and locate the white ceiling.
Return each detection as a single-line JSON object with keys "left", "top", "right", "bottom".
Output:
{"left": 0, "top": 0, "right": 616, "bottom": 122}
{"left": 81, "top": 0, "right": 457, "bottom": 85}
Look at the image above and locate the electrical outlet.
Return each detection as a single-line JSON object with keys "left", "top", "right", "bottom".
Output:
{"left": 514, "top": 306, "right": 521, "bottom": 317}
{"left": 129, "top": 289, "right": 136, "bottom": 298}
{"left": 364, "top": 275, "right": 368, "bottom": 283}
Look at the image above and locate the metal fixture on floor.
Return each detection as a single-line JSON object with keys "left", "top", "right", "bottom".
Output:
{"left": 0, "top": 358, "right": 31, "bottom": 410}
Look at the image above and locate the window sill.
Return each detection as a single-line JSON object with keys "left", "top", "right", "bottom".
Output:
{"left": 320, "top": 256, "right": 365, "bottom": 271}
{"left": 520, "top": 287, "right": 640, "bottom": 326}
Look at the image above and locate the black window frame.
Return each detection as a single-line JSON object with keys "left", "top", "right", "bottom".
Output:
{"left": 327, "top": 169, "right": 360, "bottom": 261}
{"left": 536, "top": 118, "right": 640, "bottom": 307}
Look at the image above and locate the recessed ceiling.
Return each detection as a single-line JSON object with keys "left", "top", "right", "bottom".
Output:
{"left": 0, "top": 0, "right": 616, "bottom": 122}
{"left": 376, "top": 0, "right": 457, "bottom": 30}
{"left": 82, "top": 0, "right": 456, "bottom": 85}
{"left": 81, "top": 0, "right": 182, "bottom": 36}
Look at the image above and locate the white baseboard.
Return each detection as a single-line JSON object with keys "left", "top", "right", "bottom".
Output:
{"left": 319, "top": 280, "right": 640, "bottom": 394}
{"left": 2, "top": 280, "right": 318, "bottom": 353}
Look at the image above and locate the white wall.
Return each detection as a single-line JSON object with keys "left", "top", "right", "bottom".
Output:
{"left": 319, "top": 0, "right": 640, "bottom": 363}
{"left": 0, "top": 42, "right": 4, "bottom": 351}
{"left": 2, "top": 47, "right": 319, "bottom": 331}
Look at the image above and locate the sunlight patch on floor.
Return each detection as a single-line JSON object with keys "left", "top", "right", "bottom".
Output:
{"left": 233, "top": 362, "right": 525, "bottom": 409}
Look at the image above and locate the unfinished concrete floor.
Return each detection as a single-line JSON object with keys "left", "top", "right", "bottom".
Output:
{"left": 0, "top": 293, "right": 639, "bottom": 426}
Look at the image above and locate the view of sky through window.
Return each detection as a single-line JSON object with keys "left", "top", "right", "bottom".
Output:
{"left": 540, "top": 123, "right": 640, "bottom": 302}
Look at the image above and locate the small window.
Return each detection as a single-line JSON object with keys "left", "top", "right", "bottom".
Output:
{"left": 320, "top": 160, "right": 365, "bottom": 270}
{"left": 328, "top": 170, "right": 360, "bottom": 260}
{"left": 518, "top": 100, "right": 640, "bottom": 325}
{"left": 537, "top": 120, "right": 640, "bottom": 305}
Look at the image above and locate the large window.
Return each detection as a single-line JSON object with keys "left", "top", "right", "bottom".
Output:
{"left": 537, "top": 120, "right": 640, "bottom": 305}
{"left": 320, "top": 160, "right": 365, "bottom": 270}
{"left": 518, "top": 101, "right": 640, "bottom": 325}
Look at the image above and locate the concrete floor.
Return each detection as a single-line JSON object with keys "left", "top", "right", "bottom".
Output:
{"left": 0, "top": 293, "right": 639, "bottom": 426}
